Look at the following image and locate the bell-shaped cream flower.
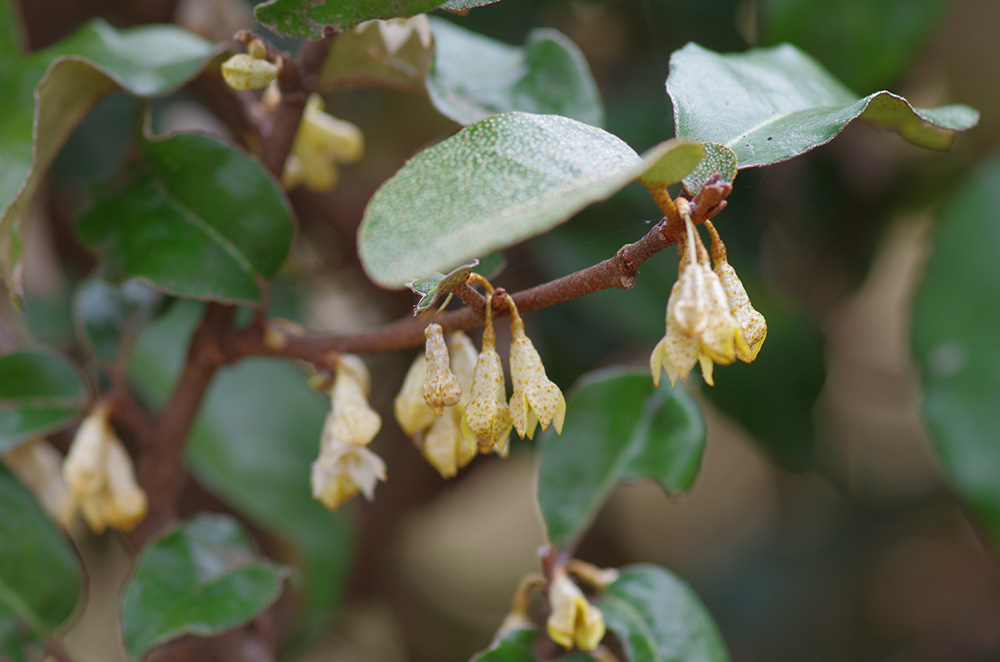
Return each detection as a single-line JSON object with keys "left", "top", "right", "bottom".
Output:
{"left": 282, "top": 94, "right": 364, "bottom": 192}
{"left": 546, "top": 569, "right": 606, "bottom": 651}
{"left": 462, "top": 298, "right": 513, "bottom": 454}
{"left": 311, "top": 439, "right": 387, "bottom": 510}
{"left": 323, "top": 354, "right": 381, "bottom": 447}
{"left": 705, "top": 221, "right": 767, "bottom": 362}
{"left": 394, "top": 354, "right": 438, "bottom": 437}
{"left": 650, "top": 206, "right": 744, "bottom": 387}
{"left": 422, "top": 323, "right": 461, "bottom": 415}
{"left": 312, "top": 355, "right": 386, "bottom": 511}
{"left": 421, "top": 405, "right": 476, "bottom": 478}
{"left": 63, "top": 403, "right": 148, "bottom": 534}
{"left": 3, "top": 438, "right": 76, "bottom": 528}
{"left": 507, "top": 299, "right": 565, "bottom": 440}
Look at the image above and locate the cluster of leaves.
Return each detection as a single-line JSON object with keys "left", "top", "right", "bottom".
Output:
{"left": 0, "top": 0, "right": 991, "bottom": 660}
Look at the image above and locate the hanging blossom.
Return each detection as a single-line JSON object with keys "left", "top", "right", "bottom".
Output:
{"left": 650, "top": 198, "right": 765, "bottom": 386}
{"left": 546, "top": 568, "right": 606, "bottom": 651}
{"left": 3, "top": 438, "right": 76, "bottom": 528}
{"left": 705, "top": 220, "right": 767, "bottom": 362}
{"left": 62, "top": 403, "right": 148, "bottom": 534}
{"left": 507, "top": 296, "right": 566, "bottom": 439}
{"left": 311, "top": 354, "right": 387, "bottom": 511}
{"left": 395, "top": 329, "right": 479, "bottom": 478}
{"left": 422, "top": 323, "right": 462, "bottom": 415}
{"left": 281, "top": 94, "right": 364, "bottom": 192}
{"left": 463, "top": 286, "right": 513, "bottom": 455}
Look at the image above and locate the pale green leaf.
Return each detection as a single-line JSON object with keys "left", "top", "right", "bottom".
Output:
{"left": 668, "top": 42, "right": 979, "bottom": 168}
{"left": 427, "top": 17, "right": 603, "bottom": 126}
{"left": 358, "top": 112, "right": 701, "bottom": 288}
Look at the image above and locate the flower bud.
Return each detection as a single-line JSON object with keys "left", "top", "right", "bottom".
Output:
{"left": 221, "top": 53, "right": 280, "bottom": 91}
{"left": 462, "top": 301, "right": 512, "bottom": 454}
{"left": 423, "top": 323, "right": 462, "bottom": 415}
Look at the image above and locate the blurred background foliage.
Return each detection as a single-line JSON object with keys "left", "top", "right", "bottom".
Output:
{"left": 5, "top": 0, "right": 1000, "bottom": 660}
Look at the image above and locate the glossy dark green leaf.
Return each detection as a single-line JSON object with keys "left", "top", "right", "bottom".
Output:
{"left": 255, "top": 0, "right": 444, "bottom": 40}
{"left": 0, "top": 349, "right": 86, "bottom": 454}
{"left": 358, "top": 112, "right": 701, "bottom": 288}
{"left": 758, "top": 0, "right": 949, "bottom": 92}
{"left": 0, "top": 20, "right": 213, "bottom": 295}
{"left": 912, "top": 155, "right": 1000, "bottom": 543}
{"left": 598, "top": 564, "right": 729, "bottom": 662}
{"left": 0, "top": 466, "right": 83, "bottom": 656}
{"left": 471, "top": 627, "right": 538, "bottom": 662}
{"left": 129, "top": 302, "right": 355, "bottom": 642}
{"left": 681, "top": 142, "right": 738, "bottom": 196}
{"left": 120, "top": 513, "right": 290, "bottom": 659}
{"left": 537, "top": 367, "right": 705, "bottom": 548}
{"left": 426, "top": 17, "right": 603, "bottom": 127}
{"left": 77, "top": 132, "right": 293, "bottom": 304}
{"left": 668, "top": 42, "right": 979, "bottom": 169}
{"left": 319, "top": 14, "right": 433, "bottom": 93}
{"left": 73, "top": 276, "right": 165, "bottom": 364}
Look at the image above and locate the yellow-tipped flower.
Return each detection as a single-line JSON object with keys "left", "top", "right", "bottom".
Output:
{"left": 62, "top": 404, "right": 148, "bottom": 534}
{"left": 394, "top": 354, "right": 437, "bottom": 437}
{"left": 508, "top": 299, "right": 565, "bottom": 439}
{"left": 650, "top": 204, "right": 746, "bottom": 387}
{"left": 705, "top": 221, "right": 767, "bottom": 362}
{"left": 282, "top": 94, "right": 364, "bottom": 192}
{"left": 312, "top": 355, "right": 386, "bottom": 511}
{"left": 422, "top": 323, "right": 461, "bottom": 415}
{"left": 462, "top": 298, "right": 512, "bottom": 454}
{"left": 546, "top": 569, "right": 606, "bottom": 651}
{"left": 3, "top": 438, "right": 76, "bottom": 528}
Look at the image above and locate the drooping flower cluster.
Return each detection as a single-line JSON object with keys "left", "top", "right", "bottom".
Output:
{"left": 62, "top": 403, "right": 148, "bottom": 534}
{"left": 394, "top": 325, "right": 479, "bottom": 477}
{"left": 394, "top": 278, "right": 566, "bottom": 476}
{"left": 650, "top": 200, "right": 766, "bottom": 386}
{"left": 311, "top": 354, "right": 387, "bottom": 511}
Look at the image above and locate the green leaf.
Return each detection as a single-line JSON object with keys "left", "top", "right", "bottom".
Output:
{"left": 637, "top": 140, "right": 706, "bottom": 188}
{"left": 758, "top": 0, "right": 950, "bottom": 92}
{"left": 0, "top": 0, "right": 23, "bottom": 66}
{"left": 408, "top": 251, "right": 505, "bottom": 314}
{"left": 319, "top": 14, "right": 433, "bottom": 93}
{"left": 0, "top": 20, "right": 213, "bottom": 295}
{"left": 598, "top": 564, "right": 729, "bottom": 662}
{"left": 471, "top": 627, "right": 538, "bottom": 662}
{"left": 537, "top": 367, "right": 705, "bottom": 548}
{"left": 681, "top": 142, "right": 738, "bottom": 196}
{"left": 255, "top": 0, "right": 444, "bottom": 40}
{"left": 668, "top": 42, "right": 979, "bottom": 169}
{"left": 76, "top": 132, "right": 294, "bottom": 305}
{"left": 358, "top": 112, "right": 701, "bottom": 288}
{"left": 426, "top": 17, "right": 603, "bottom": 127}
{"left": 120, "top": 513, "right": 290, "bottom": 659}
{"left": 73, "top": 276, "right": 165, "bottom": 364}
{"left": 0, "top": 466, "right": 83, "bottom": 655}
{"left": 440, "top": 0, "right": 503, "bottom": 9}
{"left": 129, "top": 302, "right": 355, "bottom": 644}
{"left": 912, "top": 155, "right": 1000, "bottom": 544}
{"left": 0, "top": 349, "right": 87, "bottom": 454}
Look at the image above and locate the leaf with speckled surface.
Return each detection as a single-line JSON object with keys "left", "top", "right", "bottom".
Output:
{"left": 668, "top": 42, "right": 979, "bottom": 168}
{"left": 254, "top": 0, "right": 445, "bottom": 40}
{"left": 358, "top": 112, "right": 702, "bottom": 289}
